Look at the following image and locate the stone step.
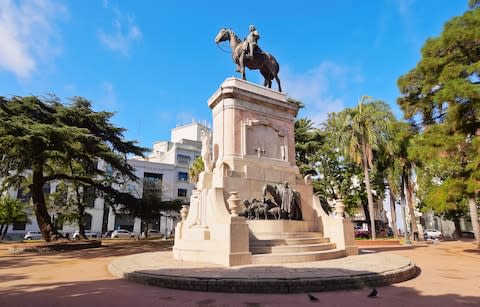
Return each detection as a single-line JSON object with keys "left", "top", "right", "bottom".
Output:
{"left": 251, "top": 242, "right": 337, "bottom": 254}
{"left": 251, "top": 249, "right": 347, "bottom": 264}
{"left": 250, "top": 237, "right": 331, "bottom": 246}
{"left": 250, "top": 232, "right": 324, "bottom": 240}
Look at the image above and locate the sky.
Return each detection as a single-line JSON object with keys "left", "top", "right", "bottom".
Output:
{"left": 0, "top": 0, "right": 469, "bottom": 150}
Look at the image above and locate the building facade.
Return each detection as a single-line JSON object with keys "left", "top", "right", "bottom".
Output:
{"left": 3, "top": 122, "right": 209, "bottom": 240}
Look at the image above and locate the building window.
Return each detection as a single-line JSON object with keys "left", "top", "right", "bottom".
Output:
{"left": 176, "top": 154, "right": 191, "bottom": 164}
{"left": 85, "top": 186, "right": 96, "bottom": 208}
{"left": 177, "top": 188, "right": 187, "bottom": 197}
{"left": 178, "top": 172, "right": 188, "bottom": 181}
{"left": 143, "top": 172, "right": 163, "bottom": 196}
{"left": 12, "top": 223, "right": 26, "bottom": 230}
{"left": 42, "top": 182, "right": 51, "bottom": 194}
{"left": 84, "top": 213, "right": 92, "bottom": 230}
{"left": 16, "top": 189, "right": 31, "bottom": 203}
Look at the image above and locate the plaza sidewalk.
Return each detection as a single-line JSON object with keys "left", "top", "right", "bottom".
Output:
{"left": 0, "top": 240, "right": 478, "bottom": 306}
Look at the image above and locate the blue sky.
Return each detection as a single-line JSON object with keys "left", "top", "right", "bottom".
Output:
{"left": 0, "top": 0, "right": 469, "bottom": 149}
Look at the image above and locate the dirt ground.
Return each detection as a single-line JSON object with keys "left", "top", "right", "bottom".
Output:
{"left": 0, "top": 239, "right": 479, "bottom": 307}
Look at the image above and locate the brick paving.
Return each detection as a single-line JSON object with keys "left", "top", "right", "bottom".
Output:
{"left": 0, "top": 240, "right": 479, "bottom": 306}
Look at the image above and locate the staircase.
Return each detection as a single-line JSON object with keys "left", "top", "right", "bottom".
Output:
{"left": 249, "top": 232, "right": 346, "bottom": 264}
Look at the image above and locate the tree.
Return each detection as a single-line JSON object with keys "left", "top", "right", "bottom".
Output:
{"left": 328, "top": 97, "right": 395, "bottom": 239}
{"left": 408, "top": 125, "right": 474, "bottom": 238}
{"left": 119, "top": 179, "right": 183, "bottom": 239}
{"left": 397, "top": 7, "right": 480, "bottom": 246}
{"left": 0, "top": 196, "right": 29, "bottom": 240}
{"left": 0, "top": 96, "right": 146, "bottom": 241}
{"left": 381, "top": 121, "right": 420, "bottom": 240}
{"left": 469, "top": 0, "right": 480, "bottom": 9}
{"left": 188, "top": 156, "right": 204, "bottom": 185}
{"left": 48, "top": 181, "right": 96, "bottom": 240}
{"left": 294, "top": 118, "right": 324, "bottom": 176}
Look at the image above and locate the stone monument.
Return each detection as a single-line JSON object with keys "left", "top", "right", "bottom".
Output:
{"left": 173, "top": 78, "right": 357, "bottom": 266}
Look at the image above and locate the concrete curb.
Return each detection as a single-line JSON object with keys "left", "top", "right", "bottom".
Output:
{"left": 121, "top": 265, "right": 419, "bottom": 293}
{"left": 108, "top": 252, "right": 420, "bottom": 293}
{"left": 8, "top": 240, "right": 102, "bottom": 253}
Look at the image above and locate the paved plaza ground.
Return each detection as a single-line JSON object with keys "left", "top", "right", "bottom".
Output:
{"left": 0, "top": 240, "right": 479, "bottom": 307}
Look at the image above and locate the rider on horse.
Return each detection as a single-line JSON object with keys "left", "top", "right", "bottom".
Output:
{"left": 243, "top": 25, "right": 260, "bottom": 58}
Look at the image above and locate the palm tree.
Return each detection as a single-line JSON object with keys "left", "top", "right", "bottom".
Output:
{"left": 388, "top": 121, "right": 420, "bottom": 241}
{"left": 329, "top": 96, "right": 395, "bottom": 240}
{"left": 295, "top": 118, "right": 323, "bottom": 176}
{"left": 188, "top": 157, "right": 204, "bottom": 185}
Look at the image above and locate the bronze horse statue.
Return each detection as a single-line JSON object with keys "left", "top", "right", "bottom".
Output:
{"left": 215, "top": 28, "right": 282, "bottom": 92}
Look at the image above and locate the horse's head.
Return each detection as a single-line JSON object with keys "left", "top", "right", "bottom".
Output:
{"left": 215, "top": 28, "right": 230, "bottom": 44}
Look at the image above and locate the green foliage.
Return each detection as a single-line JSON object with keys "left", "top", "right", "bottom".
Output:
{"left": 326, "top": 97, "right": 395, "bottom": 238}
{"left": 294, "top": 118, "right": 323, "bottom": 176}
{"left": 48, "top": 181, "right": 96, "bottom": 236}
{"left": 469, "top": 0, "right": 480, "bottom": 9}
{"left": 0, "top": 96, "right": 147, "bottom": 241}
{"left": 328, "top": 97, "right": 395, "bottom": 167}
{"left": 0, "top": 195, "right": 30, "bottom": 239}
{"left": 397, "top": 8, "right": 480, "bottom": 134}
{"left": 119, "top": 180, "right": 182, "bottom": 231}
{"left": 397, "top": 7, "right": 480, "bottom": 230}
{"left": 306, "top": 127, "right": 362, "bottom": 215}
{"left": 188, "top": 156, "right": 204, "bottom": 185}
{"left": 287, "top": 97, "right": 304, "bottom": 109}
{"left": 408, "top": 124, "right": 477, "bottom": 222}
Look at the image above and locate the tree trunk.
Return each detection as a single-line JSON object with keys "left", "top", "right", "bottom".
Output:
{"left": 78, "top": 205, "right": 86, "bottom": 240}
{"left": 362, "top": 151, "right": 376, "bottom": 240}
{"left": 0, "top": 224, "right": 4, "bottom": 237}
{"left": 453, "top": 217, "right": 462, "bottom": 239}
{"left": 389, "top": 189, "right": 398, "bottom": 238}
{"left": 468, "top": 197, "right": 480, "bottom": 248}
{"left": 0, "top": 224, "right": 7, "bottom": 240}
{"left": 75, "top": 185, "right": 87, "bottom": 240}
{"left": 32, "top": 169, "right": 62, "bottom": 242}
{"left": 405, "top": 174, "right": 421, "bottom": 241}
{"left": 144, "top": 221, "right": 149, "bottom": 239}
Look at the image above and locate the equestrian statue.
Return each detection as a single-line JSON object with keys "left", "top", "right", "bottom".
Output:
{"left": 215, "top": 25, "right": 282, "bottom": 92}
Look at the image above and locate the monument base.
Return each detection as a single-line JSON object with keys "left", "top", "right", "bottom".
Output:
{"left": 173, "top": 78, "right": 356, "bottom": 266}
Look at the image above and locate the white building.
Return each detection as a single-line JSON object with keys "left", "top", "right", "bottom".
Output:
{"left": 3, "top": 122, "right": 209, "bottom": 240}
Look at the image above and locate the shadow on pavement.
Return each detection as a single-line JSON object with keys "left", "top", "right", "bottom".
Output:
{"left": 0, "top": 278, "right": 479, "bottom": 307}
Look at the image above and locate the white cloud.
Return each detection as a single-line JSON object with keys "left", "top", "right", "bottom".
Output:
{"left": 99, "top": 81, "right": 117, "bottom": 109}
{"left": 394, "top": 0, "right": 416, "bottom": 16}
{"left": 176, "top": 112, "right": 197, "bottom": 126}
{"left": 0, "top": 0, "right": 66, "bottom": 78}
{"left": 282, "top": 61, "right": 363, "bottom": 126}
{"left": 63, "top": 83, "right": 75, "bottom": 93}
{"left": 98, "top": 5, "right": 142, "bottom": 56}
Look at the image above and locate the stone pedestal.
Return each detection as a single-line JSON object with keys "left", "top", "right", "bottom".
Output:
{"left": 173, "top": 78, "right": 356, "bottom": 266}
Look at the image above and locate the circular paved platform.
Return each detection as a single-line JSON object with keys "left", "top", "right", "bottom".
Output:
{"left": 108, "top": 251, "right": 419, "bottom": 293}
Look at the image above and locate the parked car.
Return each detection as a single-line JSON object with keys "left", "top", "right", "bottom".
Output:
{"left": 24, "top": 231, "right": 43, "bottom": 240}
{"left": 141, "top": 229, "right": 163, "bottom": 239}
{"left": 354, "top": 226, "right": 370, "bottom": 239}
{"left": 424, "top": 229, "right": 443, "bottom": 240}
{"left": 111, "top": 229, "right": 137, "bottom": 239}
{"left": 103, "top": 230, "right": 114, "bottom": 238}
{"left": 72, "top": 230, "right": 99, "bottom": 240}
{"left": 461, "top": 231, "right": 475, "bottom": 238}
